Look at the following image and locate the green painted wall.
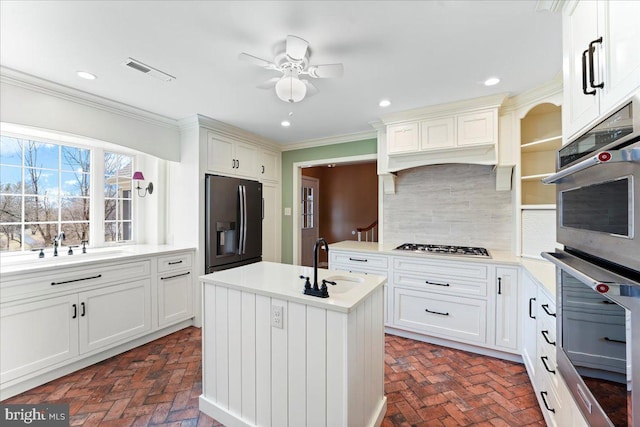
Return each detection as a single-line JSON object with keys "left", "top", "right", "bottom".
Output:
{"left": 280, "top": 139, "right": 377, "bottom": 264}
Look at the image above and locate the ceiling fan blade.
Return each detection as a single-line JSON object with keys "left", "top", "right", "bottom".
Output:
{"left": 302, "top": 79, "right": 319, "bottom": 97}
{"left": 308, "top": 63, "right": 344, "bottom": 78}
{"left": 238, "top": 53, "right": 277, "bottom": 69}
{"left": 256, "top": 77, "right": 280, "bottom": 89}
{"left": 286, "top": 35, "right": 308, "bottom": 61}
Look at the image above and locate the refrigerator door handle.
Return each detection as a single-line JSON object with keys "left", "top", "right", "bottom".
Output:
{"left": 242, "top": 185, "right": 248, "bottom": 254}
{"left": 238, "top": 185, "right": 244, "bottom": 254}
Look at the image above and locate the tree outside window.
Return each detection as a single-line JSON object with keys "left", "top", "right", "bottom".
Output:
{"left": 104, "top": 152, "right": 133, "bottom": 243}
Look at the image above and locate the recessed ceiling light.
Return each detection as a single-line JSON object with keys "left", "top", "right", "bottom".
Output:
{"left": 379, "top": 99, "right": 391, "bottom": 107}
{"left": 484, "top": 77, "right": 500, "bottom": 86}
{"left": 281, "top": 120, "right": 291, "bottom": 127}
{"left": 76, "top": 71, "right": 97, "bottom": 80}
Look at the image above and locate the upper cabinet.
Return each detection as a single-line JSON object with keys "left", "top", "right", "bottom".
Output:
{"left": 207, "top": 133, "right": 258, "bottom": 178}
{"left": 257, "top": 148, "right": 281, "bottom": 182}
{"left": 562, "top": 0, "right": 640, "bottom": 141}
{"left": 380, "top": 94, "right": 506, "bottom": 174}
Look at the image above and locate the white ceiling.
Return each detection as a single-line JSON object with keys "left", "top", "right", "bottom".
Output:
{"left": 0, "top": 1, "right": 562, "bottom": 146}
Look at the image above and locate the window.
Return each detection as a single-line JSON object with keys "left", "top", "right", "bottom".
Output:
{"left": 302, "top": 185, "right": 314, "bottom": 229}
{"left": 0, "top": 136, "right": 90, "bottom": 251}
{"left": 0, "top": 135, "right": 136, "bottom": 251}
{"left": 104, "top": 152, "right": 133, "bottom": 243}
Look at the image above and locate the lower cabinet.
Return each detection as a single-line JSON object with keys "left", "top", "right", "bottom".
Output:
{"left": 494, "top": 267, "right": 519, "bottom": 351}
{"left": 158, "top": 271, "right": 193, "bottom": 327}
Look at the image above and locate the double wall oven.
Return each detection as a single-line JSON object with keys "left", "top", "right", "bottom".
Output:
{"left": 542, "top": 94, "right": 640, "bottom": 426}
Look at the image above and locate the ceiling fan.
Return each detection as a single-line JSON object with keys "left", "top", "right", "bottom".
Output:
{"left": 239, "top": 35, "right": 344, "bottom": 103}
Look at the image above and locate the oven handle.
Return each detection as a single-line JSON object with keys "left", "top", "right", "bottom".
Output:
{"left": 542, "top": 147, "right": 640, "bottom": 185}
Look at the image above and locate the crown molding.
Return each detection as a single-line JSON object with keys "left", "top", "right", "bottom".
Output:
{"left": 501, "top": 73, "right": 562, "bottom": 114}
{"left": 281, "top": 129, "right": 377, "bottom": 152}
{"left": 190, "top": 114, "right": 281, "bottom": 151}
{"left": 535, "top": 0, "right": 565, "bottom": 13}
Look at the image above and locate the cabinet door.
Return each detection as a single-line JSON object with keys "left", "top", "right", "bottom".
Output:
{"left": 387, "top": 122, "right": 419, "bottom": 154}
{"left": 456, "top": 110, "right": 496, "bottom": 146}
{"left": 494, "top": 267, "right": 519, "bottom": 351}
{"left": 597, "top": 0, "right": 640, "bottom": 114}
{"left": 562, "top": 0, "right": 600, "bottom": 139}
{"left": 1, "top": 295, "right": 79, "bottom": 384}
{"left": 258, "top": 150, "right": 280, "bottom": 182}
{"left": 158, "top": 271, "right": 193, "bottom": 327}
{"left": 420, "top": 117, "right": 455, "bottom": 151}
{"left": 208, "top": 134, "right": 236, "bottom": 175}
{"left": 261, "top": 181, "right": 280, "bottom": 262}
{"left": 522, "top": 273, "right": 538, "bottom": 379}
{"left": 79, "top": 279, "right": 151, "bottom": 354}
{"left": 234, "top": 141, "right": 258, "bottom": 178}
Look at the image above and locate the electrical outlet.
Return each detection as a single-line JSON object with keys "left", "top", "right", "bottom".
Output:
{"left": 271, "top": 305, "right": 284, "bottom": 329}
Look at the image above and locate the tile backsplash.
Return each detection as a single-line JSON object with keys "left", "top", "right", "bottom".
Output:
{"left": 383, "top": 164, "right": 513, "bottom": 251}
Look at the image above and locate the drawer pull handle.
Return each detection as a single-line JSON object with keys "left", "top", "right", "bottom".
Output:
{"left": 529, "top": 297, "right": 536, "bottom": 319}
{"left": 349, "top": 257, "right": 368, "bottom": 262}
{"left": 541, "top": 304, "right": 556, "bottom": 317}
{"left": 581, "top": 48, "right": 596, "bottom": 96}
{"left": 51, "top": 274, "right": 102, "bottom": 286}
{"left": 603, "top": 336, "right": 626, "bottom": 344}
{"left": 588, "top": 37, "right": 604, "bottom": 90}
{"left": 540, "top": 356, "right": 556, "bottom": 374}
{"left": 541, "top": 330, "right": 556, "bottom": 346}
{"left": 540, "top": 391, "right": 555, "bottom": 413}
{"left": 425, "top": 308, "right": 449, "bottom": 316}
{"left": 161, "top": 272, "right": 191, "bottom": 280}
{"left": 72, "top": 304, "right": 77, "bottom": 319}
{"left": 425, "top": 280, "right": 449, "bottom": 287}
{"left": 81, "top": 302, "right": 86, "bottom": 317}
{"left": 497, "top": 277, "right": 502, "bottom": 295}
{"left": 168, "top": 260, "right": 183, "bottom": 265}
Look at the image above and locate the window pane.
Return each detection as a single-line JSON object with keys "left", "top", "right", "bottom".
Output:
{"left": 0, "top": 224, "right": 22, "bottom": 251}
{"left": 0, "top": 195, "right": 21, "bottom": 222}
{"left": 104, "top": 221, "right": 117, "bottom": 242}
{"left": 24, "top": 223, "right": 56, "bottom": 249}
{"left": 24, "top": 195, "right": 58, "bottom": 222}
{"left": 105, "top": 200, "right": 116, "bottom": 220}
{"left": 0, "top": 136, "right": 22, "bottom": 166}
{"left": 24, "top": 168, "right": 58, "bottom": 196}
{"left": 62, "top": 197, "right": 90, "bottom": 221}
{"left": 24, "top": 141, "right": 58, "bottom": 169}
{"left": 61, "top": 222, "right": 89, "bottom": 245}
{"left": 122, "top": 199, "right": 132, "bottom": 221}
{"left": 122, "top": 221, "right": 132, "bottom": 241}
{"left": 118, "top": 156, "right": 132, "bottom": 177}
{"left": 0, "top": 165, "right": 22, "bottom": 194}
{"left": 61, "top": 171, "right": 90, "bottom": 196}
{"left": 61, "top": 146, "right": 90, "bottom": 172}
{"left": 104, "top": 152, "right": 119, "bottom": 176}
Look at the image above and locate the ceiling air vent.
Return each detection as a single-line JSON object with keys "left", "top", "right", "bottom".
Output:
{"left": 123, "top": 57, "right": 175, "bottom": 82}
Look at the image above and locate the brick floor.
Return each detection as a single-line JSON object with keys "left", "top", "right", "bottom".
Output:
{"left": 3, "top": 327, "right": 544, "bottom": 426}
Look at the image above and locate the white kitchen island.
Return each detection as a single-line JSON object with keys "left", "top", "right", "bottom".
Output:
{"left": 199, "top": 261, "right": 387, "bottom": 427}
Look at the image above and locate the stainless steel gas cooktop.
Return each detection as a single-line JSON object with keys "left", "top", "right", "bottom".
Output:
{"left": 394, "top": 243, "right": 491, "bottom": 258}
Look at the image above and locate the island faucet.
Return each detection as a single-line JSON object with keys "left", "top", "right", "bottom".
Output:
{"left": 53, "top": 232, "right": 65, "bottom": 256}
{"left": 313, "top": 237, "right": 329, "bottom": 291}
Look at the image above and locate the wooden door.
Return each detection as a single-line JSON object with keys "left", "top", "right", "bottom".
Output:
{"left": 300, "top": 176, "right": 319, "bottom": 267}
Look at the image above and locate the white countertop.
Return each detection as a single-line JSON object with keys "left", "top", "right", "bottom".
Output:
{"left": 0, "top": 244, "right": 196, "bottom": 277}
{"left": 200, "top": 261, "right": 387, "bottom": 313}
{"left": 329, "top": 240, "right": 557, "bottom": 295}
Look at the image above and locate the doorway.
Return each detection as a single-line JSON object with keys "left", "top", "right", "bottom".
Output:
{"left": 300, "top": 176, "right": 319, "bottom": 267}
{"left": 294, "top": 154, "right": 379, "bottom": 266}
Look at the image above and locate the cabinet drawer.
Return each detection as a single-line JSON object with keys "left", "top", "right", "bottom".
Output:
{"left": 158, "top": 252, "right": 193, "bottom": 273}
{"left": 393, "top": 271, "right": 486, "bottom": 297}
{"left": 393, "top": 288, "right": 486, "bottom": 343}
{"left": 1, "top": 259, "right": 151, "bottom": 301}
{"left": 330, "top": 251, "right": 388, "bottom": 270}
{"left": 331, "top": 263, "right": 387, "bottom": 277}
{"left": 393, "top": 256, "right": 488, "bottom": 281}
{"left": 536, "top": 343, "right": 558, "bottom": 390}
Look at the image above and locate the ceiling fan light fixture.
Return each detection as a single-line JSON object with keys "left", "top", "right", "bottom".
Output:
{"left": 275, "top": 75, "right": 307, "bottom": 103}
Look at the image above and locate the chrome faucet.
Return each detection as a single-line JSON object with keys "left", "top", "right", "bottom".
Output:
{"left": 53, "top": 232, "right": 65, "bottom": 256}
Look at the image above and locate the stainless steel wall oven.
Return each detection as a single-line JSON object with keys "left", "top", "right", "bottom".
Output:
{"left": 543, "top": 94, "right": 640, "bottom": 426}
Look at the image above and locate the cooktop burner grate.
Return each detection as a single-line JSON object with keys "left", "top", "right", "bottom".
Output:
{"left": 394, "top": 243, "right": 490, "bottom": 258}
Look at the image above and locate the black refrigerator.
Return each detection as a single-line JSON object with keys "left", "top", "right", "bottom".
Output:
{"left": 205, "top": 174, "right": 262, "bottom": 273}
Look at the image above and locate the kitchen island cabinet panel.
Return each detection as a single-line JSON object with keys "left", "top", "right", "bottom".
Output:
{"left": 240, "top": 292, "right": 257, "bottom": 424}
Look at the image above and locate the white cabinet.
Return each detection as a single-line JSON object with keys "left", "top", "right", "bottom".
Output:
{"left": 456, "top": 110, "right": 496, "bottom": 147}
{"left": 262, "top": 181, "right": 280, "bottom": 263}
{"left": 562, "top": 0, "right": 640, "bottom": 140}
{"left": 157, "top": 252, "right": 194, "bottom": 327}
{"left": 419, "top": 117, "right": 455, "bottom": 150}
{"left": 79, "top": 279, "right": 152, "bottom": 354}
{"left": 1, "top": 295, "right": 79, "bottom": 384}
{"left": 207, "top": 133, "right": 257, "bottom": 178}
{"left": 257, "top": 149, "right": 280, "bottom": 182}
{"left": 494, "top": 267, "right": 519, "bottom": 351}
{"left": 522, "top": 271, "right": 538, "bottom": 379}
{"left": 387, "top": 122, "right": 419, "bottom": 154}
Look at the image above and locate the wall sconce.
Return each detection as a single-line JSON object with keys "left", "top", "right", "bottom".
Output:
{"left": 132, "top": 171, "right": 154, "bottom": 197}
